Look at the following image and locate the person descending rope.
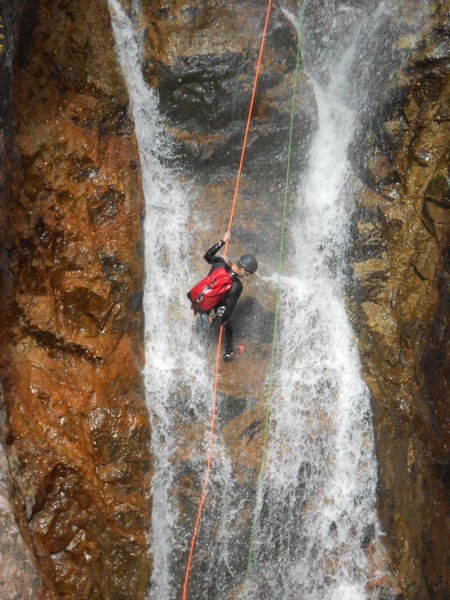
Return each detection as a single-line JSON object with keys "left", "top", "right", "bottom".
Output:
{"left": 187, "top": 231, "right": 257, "bottom": 361}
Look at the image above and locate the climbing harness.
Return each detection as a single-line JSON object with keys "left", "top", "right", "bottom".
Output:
{"left": 182, "top": 1, "right": 273, "bottom": 598}
{"left": 243, "top": 0, "right": 306, "bottom": 592}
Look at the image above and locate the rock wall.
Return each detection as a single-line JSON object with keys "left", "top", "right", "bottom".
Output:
{"left": 349, "top": 2, "right": 449, "bottom": 597}
{"left": 140, "top": 0, "right": 316, "bottom": 182}
{"left": 0, "top": 1, "right": 151, "bottom": 598}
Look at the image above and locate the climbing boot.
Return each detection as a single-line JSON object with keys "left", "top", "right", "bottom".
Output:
{"left": 224, "top": 350, "right": 234, "bottom": 362}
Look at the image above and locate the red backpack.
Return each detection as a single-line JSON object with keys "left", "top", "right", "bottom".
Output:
{"left": 188, "top": 267, "right": 232, "bottom": 313}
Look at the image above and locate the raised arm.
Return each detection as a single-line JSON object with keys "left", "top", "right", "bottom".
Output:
{"left": 204, "top": 231, "right": 230, "bottom": 264}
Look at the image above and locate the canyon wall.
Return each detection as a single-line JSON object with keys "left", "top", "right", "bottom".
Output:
{"left": 349, "top": 2, "right": 449, "bottom": 598}
{"left": 0, "top": 1, "right": 150, "bottom": 598}
{"left": 1, "top": 3, "right": 46, "bottom": 597}
{"left": 0, "top": 0, "right": 448, "bottom": 598}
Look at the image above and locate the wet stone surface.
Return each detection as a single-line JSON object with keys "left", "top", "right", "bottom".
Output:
{"left": 0, "top": 0, "right": 150, "bottom": 598}
{"left": 348, "top": 3, "right": 450, "bottom": 597}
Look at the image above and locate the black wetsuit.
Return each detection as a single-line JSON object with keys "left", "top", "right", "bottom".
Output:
{"left": 199, "top": 239, "right": 243, "bottom": 353}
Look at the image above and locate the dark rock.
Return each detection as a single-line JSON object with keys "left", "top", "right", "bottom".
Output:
{"left": 348, "top": 7, "right": 450, "bottom": 598}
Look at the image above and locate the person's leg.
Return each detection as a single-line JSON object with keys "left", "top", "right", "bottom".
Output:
{"left": 224, "top": 321, "right": 234, "bottom": 354}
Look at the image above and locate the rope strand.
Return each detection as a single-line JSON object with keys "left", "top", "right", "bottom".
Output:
{"left": 224, "top": 0, "right": 273, "bottom": 259}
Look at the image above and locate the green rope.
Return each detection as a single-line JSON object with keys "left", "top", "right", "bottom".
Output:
{"left": 243, "top": 0, "right": 306, "bottom": 592}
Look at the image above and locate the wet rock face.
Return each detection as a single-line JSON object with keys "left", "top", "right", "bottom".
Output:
{"left": 349, "top": 3, "right": 449, "bottom": 597}
{"left": 1, "top": 0, "right": 447, "bottom": 598}
{"left": 141, "top": 0, "right": 316, "bottom": 179}
{"left": 0, "top": 0, "right": 150, "bottom": 598}
{"left": 0, "top": 3, "right": 46, "bottom": 598}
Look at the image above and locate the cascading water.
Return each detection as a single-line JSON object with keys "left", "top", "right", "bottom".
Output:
{"left": 107, "top": 2, "right": 215, "bottom": 597}
{"left": 108, "top": 0, "right": 430, "bottom": 598}
{"left": 244, "top": 3, "right": 430, "bottom": 598}
{"left": 246, "top": 22, "right": 377, "bottom": 600}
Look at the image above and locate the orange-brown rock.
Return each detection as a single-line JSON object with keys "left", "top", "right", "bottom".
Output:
{"left": 0, "top": 1, "right": 150, "bottom": 598}
{"left": 349, "top": 3, "right": 449, "bottom": 597}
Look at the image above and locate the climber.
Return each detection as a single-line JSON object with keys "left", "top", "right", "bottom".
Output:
{"left": 187, "top": 231, "right": 257, "bottom": 362}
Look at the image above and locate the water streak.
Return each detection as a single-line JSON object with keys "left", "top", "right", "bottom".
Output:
{"left": 244, "top": 2, "right": 429, "bottom": 598}
{"left": 107, "top": 2, "right": 214, "bottom": 596}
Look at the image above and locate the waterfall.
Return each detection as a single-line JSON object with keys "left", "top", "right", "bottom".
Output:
{"left": 108, "top": 0, "right": 430, "bottom": 598}
{"left": 107, "top": 2, "right": 215, "bottom": 597}
{"left": 244, "top": 3, "right": 429, "bottom": 598}
{"left": 242, "top": 9, "right": 377, "bottom": 600}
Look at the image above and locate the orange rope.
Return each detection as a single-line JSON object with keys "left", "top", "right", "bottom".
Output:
{"left": 224, "top": 0, "right": 273, "bottom": 259}
{"left": 182, "top": 2, "right": 272, "bottom": 598}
